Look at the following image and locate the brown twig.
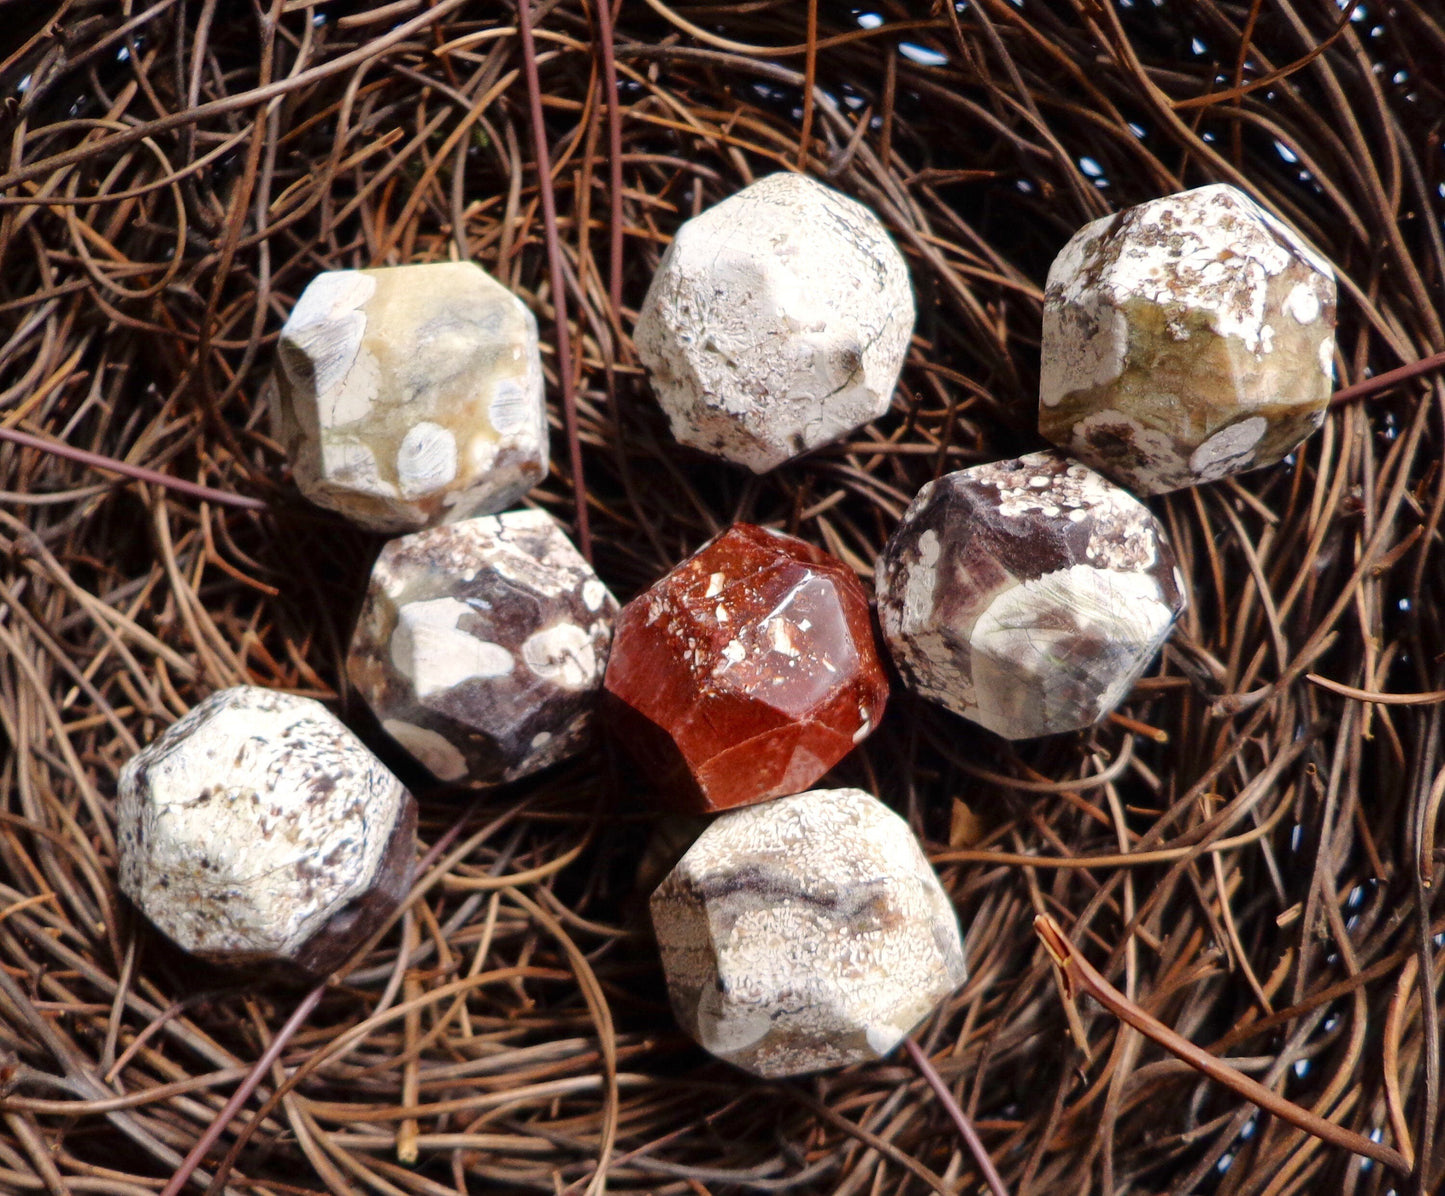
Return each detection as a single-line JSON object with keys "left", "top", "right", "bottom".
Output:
{"left": 903, "top": 1037, "right": 1011, "bottom": 1196}
{"left": 1034, "top": 913, "right": 1410, "bottom": 1176}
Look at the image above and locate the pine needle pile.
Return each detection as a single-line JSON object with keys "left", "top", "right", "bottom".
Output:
{"left": 1, "top": 1, "right": 1442, "bottom": 1192}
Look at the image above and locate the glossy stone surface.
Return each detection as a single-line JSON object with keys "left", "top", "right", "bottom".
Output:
{"left": 603, "top": 524, "right": 888, "bottom": 812}
{"left": 635, "top": 173, "right": 914, "bottom": 473}
{"left": 348, "top": 510, "right": 618, "bottom": 784}
{"left": 876, "top": 452, "right": 1186, "bottom": 739}
{"left": 651, "top": 787, "right": 966, "bottom": 1078}
{"left": 117, "top": 687, "right": 416, "bottom": 974}
{"left": 274, "top": 261, "right": 547, "bottom": 531}
{"left": 1039, "top": 183, "right": 1336, "bottom": 493}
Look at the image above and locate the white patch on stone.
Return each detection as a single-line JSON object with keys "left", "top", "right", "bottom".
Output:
{"left": 900, "top": 529, "right": 941, "bottom": 634}
{"left": 1319, "top": 337, "right": 1335, "bottom": 377}
{"left": 382, "top": 718, "right": 468, "bottom": 782}
{"left": 464, "top": 432, "right": 501, "bottom": 477}
{"left": 582, "top": 579, "right": 608, "bottom": 612}
{"left": 530, "top": 731, "right": 553, "bottom": 749}
{"left": 395, "top": 422, "right": 459, "bottom": 498}
{"left": 280, "top": 271, "right": 377, "bottom": 402}
{"left": 391, "top": 597, "right": 515, "bottom": 697}
{"left": 520, "top": 623, "right": 596, "bottom": 689}
{"left": 324, "top": 347, "right": 381, "bottom": 427}
{"left": 969, "top": 566, "right": 1176, "bottom": 739}
{"left": 1189, "top": 416, "right": 1268, "bottom": 482}
{"left": 865, "top": 1023, "right": 904, "bottom": 1057}
{"left": 1039, "top": 298, "right": 1127, "bottom": 408}
{"left": 1256, "top": 206, "right": 1336, "bottom": 280}
{"left": 705, "top": 572, "right": 726, "bottom": 598}
{"left": 489, "top": 379, "right": 531, "bottom": 434}
{"left": 1284, "top": 282, "right": 1321, "bottom": 325}
{"left": 320, "top": 436, "right": 394, "bottom": 498}
{"left": 719, "top": 639, "right": 746, "bottom": 668}
{"left": 768, "top": 618, "right": 800, "bottom": 657}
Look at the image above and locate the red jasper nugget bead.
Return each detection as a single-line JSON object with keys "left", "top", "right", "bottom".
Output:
{"left": 602, "top": 523, "right": 889, "bottom": 812}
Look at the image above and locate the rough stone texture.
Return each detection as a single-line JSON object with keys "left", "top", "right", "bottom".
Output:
{"left": 348, "top": 510, "right": 618, "bottom": 784}
{"left": 116, "top": 687, "right": 416, "bottom": 974}
{"left": 650, "top": 787, "right": 966, "bottom": 1078}
{"left": 876, "top": 451, "right": 1186, "bottom": 739}
{"left": 603, "top": 523, "right": 889, "bottom": 812}
{"left": 274, "top": 261, "right": 547, "bottom": 531}
{"left": 1039, "top": 183, "right": 1337, "bottom": 494}
{"left": 634, "top": 172, "right": 914, "bottom": 473}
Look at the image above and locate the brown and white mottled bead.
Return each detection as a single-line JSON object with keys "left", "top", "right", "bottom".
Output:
{"left": 634, "top": 173, "right": 914, "bottom": 473}
{"left": 876, "top": 452, "right": 1186, "bottom": 739}
{"left": 650, "top": 787, "right": 965, "bottom": 1078}
{"left": 116, "top": 687, "right": 416, "bottom": 974}
{"left": 1039, "top": 183, "right": 1337, "bottom": 494}
{"left": 274, "top": 262, "right": 547, "bottom": 532}
{"left": 347, "top": 510, "right": 618, "bottom": 784}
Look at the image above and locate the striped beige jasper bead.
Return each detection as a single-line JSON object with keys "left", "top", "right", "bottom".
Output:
{"left": 1039, "top": 183, "right": 1336, "bottom": 494}
{"left": 274, "top": 261, "right": 547, "bottom": 532}
{"left": 347, "top": 510, "right": 618, "bottom": 785}
{"left": 116, "top": 687, "right": 416, "bottom": 975}
{"left": 650, "top": 788, "right": 965, "bottom": 1078}
{"left": 876, "top": 451, "right": 1186, "bottom": 739}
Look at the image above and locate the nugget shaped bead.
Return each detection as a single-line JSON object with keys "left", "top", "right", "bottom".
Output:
{"left": 274, "top": 262, "right": 547, "bottom": 531}
{"left": 1039, "top": 183, "right": 1336, "bottom": 493}
{"left": 651, "top": 787, "right": 966, "bottom": 1078}
{"left": 348, "top": 510, "right": 618, "bottom": 784}
{"left": 876, "top": 452, "right": 1186, "bottom": 739}
{"left": 116, "top": 687, "right": 416, "bottom": 974}
{"left": 603, "top": 524, "right": 889, "bottom": 812}
{"left": 635, "top": 173, "right": 914, "bottom": 472}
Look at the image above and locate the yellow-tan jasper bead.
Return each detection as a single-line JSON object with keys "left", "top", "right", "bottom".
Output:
{"left": 274, "top": 262, "right": 547, "bottom": 531}
{"left": 1039, "top": 184, "right": 1336, "bottom": 493}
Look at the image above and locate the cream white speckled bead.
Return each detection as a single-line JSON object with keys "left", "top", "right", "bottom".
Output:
{"left": 1039, "top": 183, "right": 1336, "bottom": 493}
{"left": 635, "top": 172, "right": 914, "bottom": 473}
{"left": 274, "top": 261, "right": 547, "bottom": 531}
{"left": 650, "top": 787, "right": 966, "bottom": 1078}
{"left": 347, "top": 510, "right": 618, "bottom": 784}
{"left": 116, "top": 687, "right": 416, "bottom": 974}
{"left": 876, "top": 451, "right": 1186, "bottom": 739}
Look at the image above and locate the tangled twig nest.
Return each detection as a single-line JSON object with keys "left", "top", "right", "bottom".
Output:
{"left": 1, "top": 1, "right": 1442, "bottom": 1192}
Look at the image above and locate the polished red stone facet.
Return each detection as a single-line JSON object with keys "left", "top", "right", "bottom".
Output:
{"left": 602, "top": 523, "right": 889, "bottom": 812}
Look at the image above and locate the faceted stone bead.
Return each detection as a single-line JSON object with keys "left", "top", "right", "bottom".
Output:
{"left": 274, "top": 261, "right": 547, "bottom": 532}
{"left": 634, "top": 172, "right": 914, "bottom": 473}
{"left": 650, "top": 787, "right": 966, "bottom": 1078}
{"left": 116, "top": 687, "right": 416, "bottom": 975}
{"left": 1039, "top": 183, "right": 1337, "bottom": 494}
{"left": 348, "top": 510, "right": 618, "bottom": 784}
{"left": 603, "top": 524, "right": 889, "bottom": 812}
{"left": 876, "top": 452, "right": 1186, "bottom": 739}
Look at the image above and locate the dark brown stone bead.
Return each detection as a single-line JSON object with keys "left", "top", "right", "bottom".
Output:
{"left": 603, "top": 523, "right": 888, "bottom": 812}
{"left": 876, "top": 451, "right": 1186, "bottom": 738}
{"left": 347, "top": 510, "right": 618, "bottom": 785}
